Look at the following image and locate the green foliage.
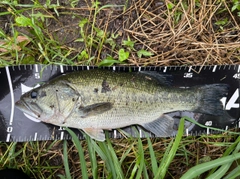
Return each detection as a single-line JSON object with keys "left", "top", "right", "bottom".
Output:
{"left": 118, "top": 48, "right": 129, "bottom": 62}
{"left": 215, "top": 18, "right": 229, "bottom": 30}
{"left": 123, "top": 36, "right": 135, "bottom": 50}
{"left": 137, "top": 49, "right": 154, "bottom": 58}
{"left": 64, "top": 128, "right": 88, "bottom": 179}
{"left": 231, "top": 0, "right": 240, "bottom": 12}
{"left": 167, "top": 3, "right": 174, "bottom": 10}
{"left": 154, "top": 117, "right": 185, "bottom": 179}
{"left": 98, "top": 56, "right": 122, "bottom": 67}
{"left": 181, "top": 136, "right": 240, "bottom": 179}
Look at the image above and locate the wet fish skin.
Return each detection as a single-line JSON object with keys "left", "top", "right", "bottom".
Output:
{"left": 15, "top": 70, "right": 228, "bottom": 141}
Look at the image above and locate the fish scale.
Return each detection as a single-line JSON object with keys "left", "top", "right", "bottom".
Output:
{"left": 0, "top": 65, "right": 239, "bottom": 142}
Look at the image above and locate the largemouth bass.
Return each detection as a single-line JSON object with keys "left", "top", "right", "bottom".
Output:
{"left": 15, "top": 70, "right": 228, "bottom": 141}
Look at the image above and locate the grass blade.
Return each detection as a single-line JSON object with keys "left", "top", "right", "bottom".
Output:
{"left": 86, "top": 135, "right": 98, "bottom": 179}
{"left": 106, "top": 135, "right": 124, "bottom": 178}
{"left": 64, "top": 128, "right": 88, "bottom": 179}
{"left": 147, "top": 137, "right": 158, "bottom": 176}
{"left": 206, "top": 137, "right": 240, "bottom": 179}
{"left": 181, "top": 153, "right": 240, "bottom": 179}
{"left": 154, "top": 117, "right": 185, "bottom": 179}
{"left": 135, "top": 138, "right": 145, "bottom": 179}
{"left": 63, "top": 140, "right": 71, "bottom": 179}
{"left": 207, "top": 135, "right": 240, "bottom": 176}
{"left": 97, "top": 141, "right": 117, "bottom": 178}
{"left": 90, "top": 138, "right": 118, "bottom": 178}
{"left": 223, "top": 165, "right": 240, "bottom": 179}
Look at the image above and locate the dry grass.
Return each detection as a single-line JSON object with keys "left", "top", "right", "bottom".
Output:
{"left": 121, "top": 0, "right": 240, "bottom": 66}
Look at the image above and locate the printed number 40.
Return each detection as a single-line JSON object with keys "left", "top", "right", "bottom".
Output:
{"left": 233, "top": 73, "right": 240, "bottom": 79}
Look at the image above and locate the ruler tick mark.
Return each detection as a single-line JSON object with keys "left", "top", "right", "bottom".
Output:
{"left": 212, "top": 65, "right": 217, "bottom": 72}
{"left": 188, "top": 66, "right": 192, "bottom": 72}
{"left": 35, "top": 64, "right": 39, "bottom": 73}
{"left": 163, "top": 67, "right": 167, "bottom": 73}
{"left": 186, "top": 128, "right": 189, "bottom": 136}
{"left": 60, "top": 131, "right": 64, "bottom": 140}
{"left": 60, "top": 65, "right": 64, "bottom": 73}
{"left": 6, "top": 67, "right": 14, "bottom": 125}
{"left": 139, "top": 129, "right": 143, "bottom": 138}
{"left": 6, "top": 134, "right": 11, "bottom": 142}
{"left": 34, "top": 133, "right": 38, "bottom": 141}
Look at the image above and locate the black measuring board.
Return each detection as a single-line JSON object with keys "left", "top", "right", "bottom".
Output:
{"left": 0, "top": 65, "right": 239, "bottom": 142}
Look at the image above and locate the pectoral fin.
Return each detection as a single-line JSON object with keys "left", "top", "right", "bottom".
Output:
{"left": 83, "top": 128, "right": 105, "bottom": 141}
{"left": 142, "top": 114, "right": 174, "bottom": 137}
{"left": 79, "top": 102, "right": 112, "bottom": 118}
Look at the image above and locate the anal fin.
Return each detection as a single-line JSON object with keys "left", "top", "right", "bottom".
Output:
{"left": 82, "top": 128, "right": 106, "bottom": 141}
{"left": 142, "top": 114, "right": 174, "bottom": 137}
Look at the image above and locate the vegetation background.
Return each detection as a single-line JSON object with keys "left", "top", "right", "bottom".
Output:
{"left": 0, "top": 0, "right": 240, "bottom": 178}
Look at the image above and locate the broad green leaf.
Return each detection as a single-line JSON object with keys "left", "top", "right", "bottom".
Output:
{"left": 78, "top": 50, "right": 89, "bottom": 60}
{"left": 215, "top": 18, "right": 228, "bottom": 26}
{"left": 167, "top": 3, "right": 174, "bottom": 10}
{"left": 79, "top": 18, "right": 88, "bottom": 28}
{"left": 122, "top": 37, "right": 135, "bottom": 50}
{"left": 118, "top": 48, "right": 129, "bottom": 62}
{"left": 98, "top": 56, "right": 122, "bottom": 67}
{"left": 137, "top": 49, "right": 154, "bottom": 58}
{"left": 15, "top": 16, "right": 32, "bottom": 27}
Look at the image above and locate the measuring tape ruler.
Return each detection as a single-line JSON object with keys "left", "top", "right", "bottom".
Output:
{"left": 0, "top": 65, "right": 239, "bottom": 142}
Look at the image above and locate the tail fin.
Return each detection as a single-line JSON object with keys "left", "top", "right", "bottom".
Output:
{"left": 195, "top": 84, "right": 228, "bottom": 116}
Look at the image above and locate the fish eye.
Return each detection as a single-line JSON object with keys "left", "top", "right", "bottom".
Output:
{"left": 31, "top": 91, "right": 38, "bottom": 99}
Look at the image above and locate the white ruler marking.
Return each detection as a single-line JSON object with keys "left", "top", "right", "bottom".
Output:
{"left": 163, "top": 67, "right": 167, "bottom": 73}
{"left": 60, "top": 65, "right": 64, "bottom": 73}
{"left": 212, "top": 65, "right": 217, "bottom": 72}
{"left": 186, "top": 128, "right": 189, "bottom": 136}
{"left": 114, "top": 130, "right": 117, "bottom": 138}
{"left": 207, "top": 128, "right": 209, "bottom": 135}
{"left": 139, "top": 129, "right": 143, "bottom": 138}
{"left": 113, "top": 66, "right": 116, "bottom": 71}
{"left": 188, "top": 66, "right": 192, "bottom": 72}
{"left": 35, "top": 64, "right": 38, "bottom": 72}
{"left": 238, "top": 65, "right": 240, "bottom": 73}
{"left": 34, "top": 132, "right": 38, "bottom": 141}
{"left": 87, "top": 66, "right": 90, "bottom": 70}
{"left": 138, "top": 67, "right": 141, "bottom": 71}
{"left": 6, "top": 133, "right": 11, "bottom": 142}
{"left": 6, "top": 66, "right": 14, "bottom": 125}
{"left": 60, "top": 131, "right": 64, "bottom": 140}
{"left": 225, "top": 126, "right": 228, "bottom": 131}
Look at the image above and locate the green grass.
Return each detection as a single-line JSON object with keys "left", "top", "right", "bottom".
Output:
{"left": 0, "top": 0, "right": 240, "bottom": 178}
{"left": 0, "top": 118, "right": 239, "bottom": 178}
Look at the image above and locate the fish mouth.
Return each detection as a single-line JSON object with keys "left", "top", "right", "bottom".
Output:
{"left": 15, "top": 100, "right": 41, "bottom": 119}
